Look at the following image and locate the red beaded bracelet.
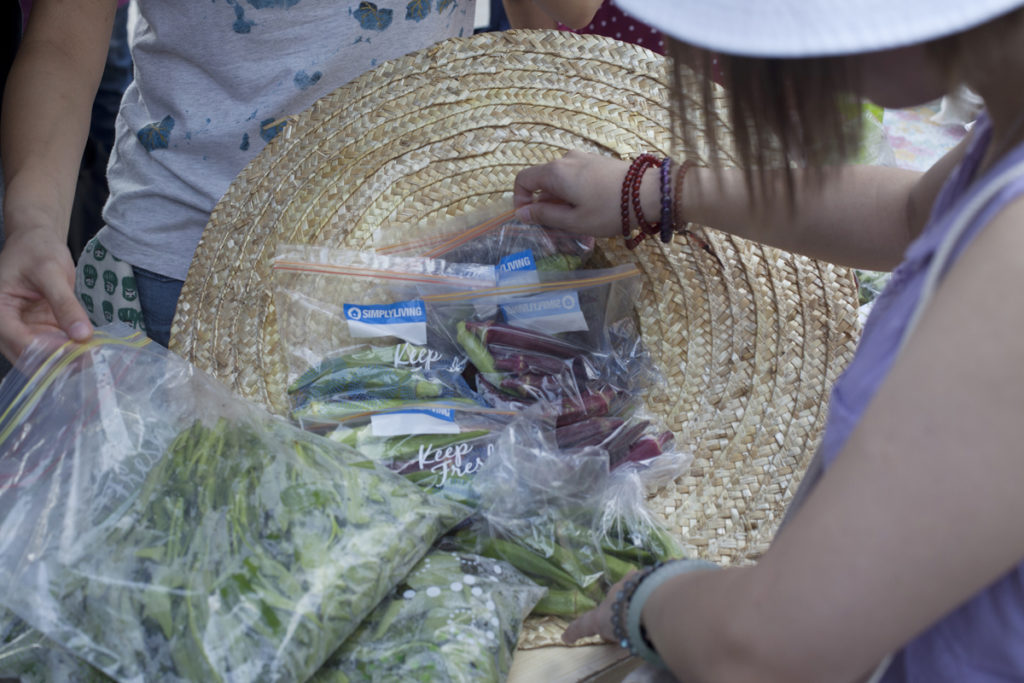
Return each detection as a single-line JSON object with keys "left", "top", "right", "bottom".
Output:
{"left": 620, "top": 153, "right": 662, "bottom": 249}
{"left": 671, "top": 159, "right": 716, "bottom": 256}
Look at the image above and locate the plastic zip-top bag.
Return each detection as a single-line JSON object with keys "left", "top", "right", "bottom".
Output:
{"left": 311, "top": 550, "right": 545, "bottom": 683}
{"left": 374, "top": 200, "right": 595, "bottom": 271}
{"left": 0, "top": 326, "right": 469, "bottom": 683}
{"left": 272, "top": 246, "right": 496, "bottom": 429}
{"left": 449, "top": 421, "right": 689, "bottom": 619}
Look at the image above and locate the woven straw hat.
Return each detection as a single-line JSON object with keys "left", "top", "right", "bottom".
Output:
{"left": 170, "top": 30, "right": 860, "bottom": 648}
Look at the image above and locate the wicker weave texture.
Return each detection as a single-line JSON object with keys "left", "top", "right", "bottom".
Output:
{"left": 169, "top": 30, "right": 861, "bottom": 649}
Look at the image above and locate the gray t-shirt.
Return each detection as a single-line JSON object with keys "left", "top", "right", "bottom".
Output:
{"left": 100, "top": 0, "right": 476, "bottom": 281}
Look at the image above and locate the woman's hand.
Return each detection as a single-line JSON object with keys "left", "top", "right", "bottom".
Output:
{"left": 0, "top": 228, "right": 92, "bottom": 362}
{"left": 561, "top": 572, "right": 637, "bottom": 645}
{"left": 514, "top": 151, "right": 648, "bottom": 238}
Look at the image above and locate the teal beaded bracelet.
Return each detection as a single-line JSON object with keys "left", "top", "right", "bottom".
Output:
{"left": 615, "top": 558, "right": 719, "bottom": 668}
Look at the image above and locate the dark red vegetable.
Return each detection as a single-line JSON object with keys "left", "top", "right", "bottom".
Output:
{"left": 490, "top": 345, "right": 569, "bottom": 376}
{"left": 555, "top": 416, "right": 626, "bottom": 449}
{"left": 604, "top": 419, "right": 652, "bottom": 468}
{"left": 555, "top": 387, "right": 616, "bottom": 427}
{"left": 620, "top": 430, "right": 676, "bottom": 466}
{"left": 463, "top": 320, "right": 581, "bottom": 359}
{"left": 498, "top": 372, "right": 566, "bottom": 401}
{"left": 475, "top": 376, "right": 534, "bottom": 414}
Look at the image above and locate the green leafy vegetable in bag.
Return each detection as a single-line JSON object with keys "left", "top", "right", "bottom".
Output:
{"left": 312, "top": 551, "right": 545, "bottom": 683}
{"left": 0, "top": 404, "right": 470, "bottom": 682}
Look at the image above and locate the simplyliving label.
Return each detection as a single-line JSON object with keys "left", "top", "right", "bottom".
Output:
{"left": 500, "top": 291, "right": 588, "bottom": 334}
{"left": 496, "top": 249, "right": 540, "bottom": 285}
{"left": 344, "top": 299, "right": 428, "bottom": 345}
{"left": 371, "top": 407, "right": 460, "bottom": 436}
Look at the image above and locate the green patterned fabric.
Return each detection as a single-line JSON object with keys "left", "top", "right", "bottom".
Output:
{"left": 74, "top": 237, "right": 146, "bottom": 332}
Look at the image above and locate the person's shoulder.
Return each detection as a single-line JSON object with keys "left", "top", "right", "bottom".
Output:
{"left": 980, "top": 190, "right": 1024, "bottom": 246}
{"left": 953, "top": 188, "right": 1024, "bottom": 287}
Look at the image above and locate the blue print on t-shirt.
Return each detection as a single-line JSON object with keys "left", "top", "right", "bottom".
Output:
{"left": 240, "top": 133, "right": 250, "bottom": 151}
{"left": 260, "top": 117, "right": 288, "bottom": 142}
{"left": 228, "top": 0, "right": 302, "bottom": 33}
{"left": 230, "top": 1, "right": 255, "bottom": 33}
{"left": 437, "top": 0, "right": 456, "bottom": 13}
{"left": 137, "top": 115, "right": 175, "bottom": 151}
{"left": 354, "top": 2, "right": 394, "bottom": 30}
{"left": 294, "top": 70, "right": 323, "bottom": 89}
{"left": 406, "top": 0, "right": 432, "bottom": 21}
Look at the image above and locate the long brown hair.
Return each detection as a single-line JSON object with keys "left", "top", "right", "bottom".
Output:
{"left": 663, "top": 7, "right": 1024, "bottom": 203}
{"left": 665, "top": 41, "right": 862, "bottom": 204}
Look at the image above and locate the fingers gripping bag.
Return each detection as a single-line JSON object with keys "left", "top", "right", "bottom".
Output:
{"left": 0, "top": 325, "right": 470, "bottom": 683}
{"left": 311, "top": 550, "right": 545, "bottom": 683}
{"left": 272, "top": 246, "right": 496, "bottom": 430}
{"left": 374, "top": 200, "right": 595, "bottom": 272}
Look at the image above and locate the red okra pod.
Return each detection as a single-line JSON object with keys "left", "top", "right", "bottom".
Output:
{"left": 620, "top": 430, "right": 676, "bottom": 466}
{"left": 463, "top": 320, "right": 581, "bottom": 359}
{"left": 490, "top": 345, "right": 570, "bottom": 376}
{"left": 605, "top": 419, "right": 652, "bottom": 468}
{"left": 554, "top": 416, "right": 626, "bottom": 450}
{"left": 555, "top": 387, "right": 617, "bottom": 427}
{"left": 497, "top": 372, "right": 565, "bottom": 401}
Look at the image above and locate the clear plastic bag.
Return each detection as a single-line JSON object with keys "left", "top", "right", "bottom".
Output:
{"left": 273, "top": 246, "right": 494, "bottom": 383}
{"left": 450, "top": 421, "right": 687, "bottom": 618}
{"left": 323, "top": 402, "right": 516, "bottom": 507}
{"left": 375, "top": 200, "right": 595, "bottom": 271}
{"left": 0, "top": 326, "right": 470, "bottom": 683}
{"left": 554, "top": 408, "right": 691, "bottom": 482}
{"left": 596, "top": 468, "right": 687, "bottom": 568}
{"left": 286, "top": 344, "right": 474, "bottom": 411}
{"left": 312, "top": 550, "right": 545, "bottom": 683}
{"left": 0, "top": 608, "right": 110, "bottom": 683}
{"left": 430, "top": 264, "right": 651, "bottom": 387}
{"left": 425, "top": 266, "right": 679, "bottom": 478}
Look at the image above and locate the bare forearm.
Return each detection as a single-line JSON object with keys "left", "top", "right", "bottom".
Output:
{"left": 1, "top": 0, "right": 115, "bottom": 239}
{"left": 640, "top": 164, "right": 921, "bottom": 271}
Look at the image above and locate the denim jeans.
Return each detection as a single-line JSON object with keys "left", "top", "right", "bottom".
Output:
{"left": 133, "top": 266, "right": 185, "bottom": 348}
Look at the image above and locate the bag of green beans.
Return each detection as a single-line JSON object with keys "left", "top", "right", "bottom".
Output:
{"left": 0, "top": 608, "right": 110, "bottom": 683}
{"left": 312, "top": 550, "right": 545, "bottom": 683}
{"left": 451, "top": 420, "right": 686, "bottom": 619}
{"left": 0, "top": 326, "right": 470, "bottom": 683}
{"left": 272, "top": 246, "right": 495, "bottom": 420}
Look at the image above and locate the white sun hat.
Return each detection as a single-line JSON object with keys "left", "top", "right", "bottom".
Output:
{"left": 615, "top": 0, "right": 1024, "bottom": 57}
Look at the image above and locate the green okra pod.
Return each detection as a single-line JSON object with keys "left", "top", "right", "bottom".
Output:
{"left": 480, "top": 538, "right": 579, "bottom": 591}
{"left": 532, "top": 589, "right": 597, "bottom": 618}
{"left": 602, "top": 553, "right": 638, "bottom": 585}
{"left": 456, "top": 320, "right": 496, "bottom": 374}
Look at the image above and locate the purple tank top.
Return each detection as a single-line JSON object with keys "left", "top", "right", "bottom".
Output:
{"left": 815, "top": 113, "right": 1024, "bottom": 681}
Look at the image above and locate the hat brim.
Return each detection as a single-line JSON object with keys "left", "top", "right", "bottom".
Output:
{"left": 170, "top": 30, "right": 860, "bottom": 648}
{"left": 617, "top": 0, "right": 1024, "bottom": 57}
